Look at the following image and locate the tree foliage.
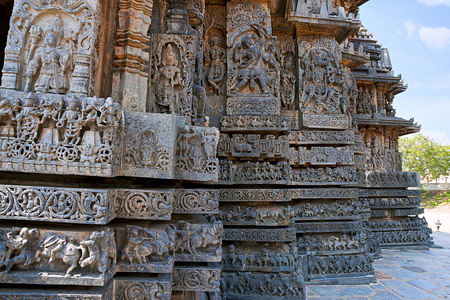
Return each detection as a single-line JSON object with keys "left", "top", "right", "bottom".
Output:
{"left": 399, "top": 134, "right": 450, "bottom": 181}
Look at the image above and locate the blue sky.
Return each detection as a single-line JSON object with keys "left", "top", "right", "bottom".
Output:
{"left": 359, "top": 0, "right": 450, "bottom": 145}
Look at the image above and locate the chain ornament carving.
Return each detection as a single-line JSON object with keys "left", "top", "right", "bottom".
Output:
{"left": 220, "top": 115, "right": 289, "bottom": 131}
{"left": 295, "top": 221, "right": 362, "bottom": 233}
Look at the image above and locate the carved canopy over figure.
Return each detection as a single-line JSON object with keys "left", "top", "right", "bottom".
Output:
{"left": 24, "top": 14, "right": 75, "bottom": 94}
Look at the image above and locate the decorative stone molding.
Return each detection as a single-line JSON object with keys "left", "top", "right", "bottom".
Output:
{"left": 292, "top": 166, "right": 357, "bottom": 185}
{"left": 288, "top": 130, "right": 355, "bottom": 145}
{"left": 220, "top": 115, "right": 290, "bottom": 132}
{"left": 301, "top": 114, "right": 350, "bottom": 130}
{"left": 223, "top": 228, "right": 297, "bottom": 242}
{"left": 360, "top": 189, "right": 421, "bottom": 198}
{"left": 114, "top": 276, "right": 172, "bottom": 300}
{"left": 116, "top": 189, "right": 173, "bottom": 220}
{"left": 220, "top": 204, "right": 294, "bottom": 226}
{"left": 173, "top": 189, "right": 219, "bottom": 214}
{"left": 222, "top": 271, "right": 305, "bottom": 299}
{"left": 290, "top": 146, "right": 354, "bottom": 166}
{"left": 0, "top": 284, "right": 113, "bottom": 300}
{"left": 218, "top": 133, "right": 289, "bottom": 159}
{"left": 290, "top": 188, "right": 359, "bottom": 199}
{"left": 295, "top": 220, "right": 362, "bottom": 233}
{"left": 0, "top": 184, "right": 115, "bottom": 224}
{"left": 222, "top": 244, "right": 297, "bottom": 272}
{"left": 307, "top": 253, "right": 373, "bottom": 277}
{"left": 172, "top": 266, "right": 220, "bottom": 292}
{"left": 366, "top": 172, "right": 420, "bottom": 188}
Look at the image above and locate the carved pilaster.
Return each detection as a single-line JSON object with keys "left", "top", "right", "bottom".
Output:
{"left": 113, "top": 0, "right": 153, "bottom": 112}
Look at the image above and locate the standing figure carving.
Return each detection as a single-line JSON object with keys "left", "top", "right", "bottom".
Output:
{"left": 155, "top": 45, "right": 182, "bottom": 113}
{"left": 231, "top": 27, "right": 269, "bottom": 94}
{"left": 24, "top": 15, "right": 75, "bottom": 94}
{"left": 205, "top": 37, "right": 226, "bottom": 95}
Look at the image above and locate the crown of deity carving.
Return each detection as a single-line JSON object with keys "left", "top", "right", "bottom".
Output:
{"left": 44, "top": 14, "right": 65, "bottom": 40}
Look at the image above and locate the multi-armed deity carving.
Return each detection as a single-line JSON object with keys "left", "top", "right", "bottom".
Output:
{"left": 150, "top": 35, "right": 197, "bottom": 116}
{"left": 0, "top": 92, "right": 122, "bottom": 176}
{"left": 298, "top": 36, "right": 356, "bottom": 117}
{"left": 226, "top": 3, "right": 280, "bottom": 115}
{"left": 0, "top": 227, "right": 116, "bottom": 285}
{"left": 2, "top": 0, "right": 98, "bottom": 95}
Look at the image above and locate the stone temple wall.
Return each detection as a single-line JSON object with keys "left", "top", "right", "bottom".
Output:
{"left": 0, "top": 0, "right": 431, "bottom": 299}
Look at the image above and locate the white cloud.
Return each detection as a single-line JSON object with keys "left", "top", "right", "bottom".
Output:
{"left": 404, "top": 20, "right": 416, "bottom": 39}
{"left": 419, "top": 26, "right": 450, "bottom": 50}
{"left": 420, "top": 130, "right": 450, "bottom": 145}
{"left": 418, "top": 0, "right": 450, "bottom": 6}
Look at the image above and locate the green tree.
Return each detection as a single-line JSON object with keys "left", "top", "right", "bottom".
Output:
{"left": 399, "top": 134, "right": 450, "bottom": 182}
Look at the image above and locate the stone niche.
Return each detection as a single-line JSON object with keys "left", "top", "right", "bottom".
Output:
{"left": 1, "top": 0, "right": 115, "bottom": 96}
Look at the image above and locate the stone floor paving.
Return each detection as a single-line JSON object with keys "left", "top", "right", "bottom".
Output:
{"left": 306, "top": 232, "right": 450, "bottom": 299}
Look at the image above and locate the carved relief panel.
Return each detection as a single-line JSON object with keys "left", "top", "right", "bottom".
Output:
{"left": 1, "top": 0, "right": 101, "bottom": 95}
{"left": 0, "top": 226, "right": 116, "bottom": 286}
{"left": 149, "top": 34, "right": 197, "bottom": 116}
{"left": 203, "top": 5, "right": 227, "bottom": 118}
{"left": 226, "top": 2, "right": 280, "bottom": 116}
{"left": 0, "top": 91, "right": 122, "bottom": 177}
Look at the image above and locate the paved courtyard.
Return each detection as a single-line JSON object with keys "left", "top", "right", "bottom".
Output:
{"left": 307, "top": 231, "right": 450, "bottom": 299}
